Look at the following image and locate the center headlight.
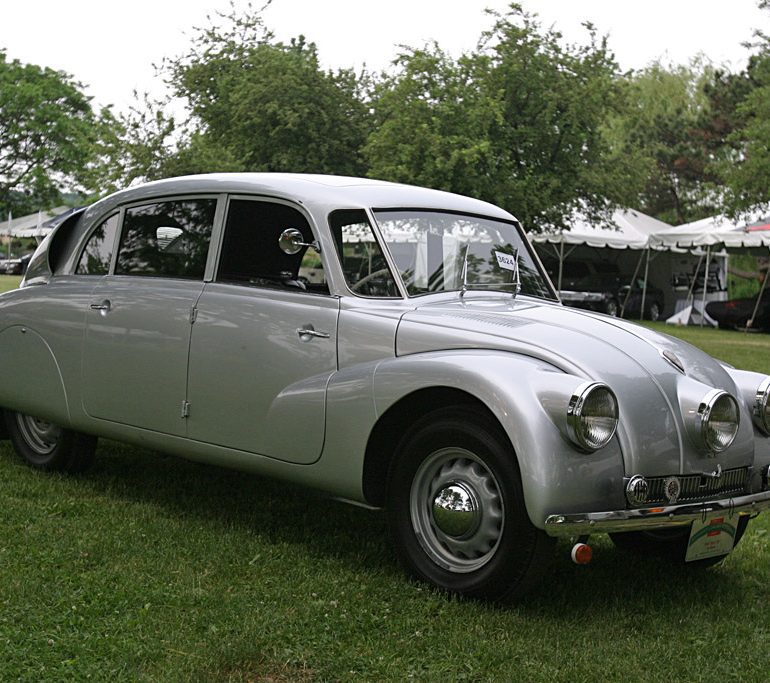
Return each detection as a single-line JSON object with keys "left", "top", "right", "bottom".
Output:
{"left": 699, "top": 389, "right": 740, "bottom": 453}
{"left": 567, "top": 382, "right": 619, "bottom": 452}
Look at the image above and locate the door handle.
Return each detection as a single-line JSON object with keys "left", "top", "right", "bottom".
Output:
{"left": 90, "top": 300, "right": 111, "bottom": 313}
{"left": 297, "top": 326, "right": 330, "bottom": 341}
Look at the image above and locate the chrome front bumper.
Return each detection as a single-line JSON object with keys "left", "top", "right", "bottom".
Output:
{"left": 544, "top": 490, "right": 770, "bottom": 537}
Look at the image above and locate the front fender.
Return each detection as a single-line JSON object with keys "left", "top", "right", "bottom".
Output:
{"left": 372, "top": 350, "right": 626, "bottom": 529}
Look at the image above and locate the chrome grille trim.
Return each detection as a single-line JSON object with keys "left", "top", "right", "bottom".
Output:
{"left": 644, "top": 467, "right": 749, "bottom": 505}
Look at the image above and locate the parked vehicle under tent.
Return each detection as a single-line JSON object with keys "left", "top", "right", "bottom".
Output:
{"left": 650, "top": 216, "right": 770, "bottom": 329}
{"left": 530, "top": 209, "right": 728, "bottom": 322}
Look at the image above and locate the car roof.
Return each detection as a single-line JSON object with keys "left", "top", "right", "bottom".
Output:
{"left": 82, "top": 173, "right": 516, "bottom": 225}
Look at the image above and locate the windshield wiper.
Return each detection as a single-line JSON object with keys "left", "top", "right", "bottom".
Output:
{"left": 460, "top": 246, "right": 521, "bottom": 299}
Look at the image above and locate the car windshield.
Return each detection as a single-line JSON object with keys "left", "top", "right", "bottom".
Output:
{"left": 372, "top": 210, "right": 555, "bottom": 299}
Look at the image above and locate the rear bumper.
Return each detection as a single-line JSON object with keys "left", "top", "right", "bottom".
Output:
{"left": 544, "top": 490, "right": 770, "bottom": 537}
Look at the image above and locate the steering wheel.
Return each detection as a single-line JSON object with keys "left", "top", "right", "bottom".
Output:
{"left": 351, "top": 268, "right": 392, "bottom": 293}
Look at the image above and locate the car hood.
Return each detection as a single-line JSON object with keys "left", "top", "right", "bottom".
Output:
{"left": 396, "top": 296, "right": 755, "bottom": 477}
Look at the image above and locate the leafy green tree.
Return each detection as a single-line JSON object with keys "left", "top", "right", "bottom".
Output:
{"left": 0, "top": 51, "right": 102, "bottom": 215}
{"left": 716, "top": 1, "right": 770, "bottom": 215}
{"left": 163, "top": 6, "right": 372, "bottom": 177}
{"left": 365, "top": 6, "right": 636, "bottom": 231}
{"left": 605, "top": 62, "right": 719, "bottom": 225}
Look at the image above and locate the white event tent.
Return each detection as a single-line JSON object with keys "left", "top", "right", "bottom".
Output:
{"left": 530, "top": 209, "right": 700, "bottom": 320}
{"left": 3, "top": 207, "right": 69, "bottom": 239}
{"left": 650, "top": 215, "right": 770, "bottom": 327}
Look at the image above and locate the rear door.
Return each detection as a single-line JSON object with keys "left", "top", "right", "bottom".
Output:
{"left": 81, "top": 197, "right": 219, "bottom": 435}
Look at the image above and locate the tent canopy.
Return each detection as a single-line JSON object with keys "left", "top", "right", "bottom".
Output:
{"left": 530, "top": 209, "right": 673, "bottom": 250}
{"left": 649, "top": 215, "right": 770, "bottom": 250}
{"left": 3, "top": 206, "right": 70, "bottom": 238}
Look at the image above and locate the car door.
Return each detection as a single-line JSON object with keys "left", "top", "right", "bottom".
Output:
{"left": 81, "top": 197, "right": 219, "bottom": 436}
{"left": 186, "top": 197, "right": 338, "bottom": 464}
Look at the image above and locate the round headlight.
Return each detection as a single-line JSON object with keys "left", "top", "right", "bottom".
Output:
{"left": 754, "top": 377, "right": 770, "bottom": 435}
{"left": 567, "top": 382, "right": 618, "bottom": 452}
{"left": 699, "top": 390, "right": 739, "bottom": 453}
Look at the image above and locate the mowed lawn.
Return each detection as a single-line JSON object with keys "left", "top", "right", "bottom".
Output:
{"left": 0, "top": 286, "right": 769, "bottom": 680}
{"left": 0, "top": 274, "right": 22, "bottom": 293}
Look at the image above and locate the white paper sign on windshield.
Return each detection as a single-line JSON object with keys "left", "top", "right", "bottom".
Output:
{"left": 494, "top": 249, "right": 518, "bottom": 272}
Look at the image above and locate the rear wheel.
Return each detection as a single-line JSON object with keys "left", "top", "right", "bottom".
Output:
{"left": 605, "top": 299, "right": 619, "bottom": 317}
{"left": 386, "top": 407, "right": 554, "bottom": 601}
{"left": 610, "top": 516, "right": 750, "bottom": 567}
{"left": 5, "top": 411, "right": 97, "bottom": 473}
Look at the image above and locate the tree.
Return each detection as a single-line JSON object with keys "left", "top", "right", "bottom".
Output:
{"left": 0, "top": 51, "right": 102, "bottom": 215}
{"left": 716, "top": 4, "right": 770, "bottom": 215}
{"left": 365, "top": 5, "right": 636, "bottom": 231}
{"left": 605, "top": 62, "right": 719, "bottom": 225}
{"left": 162, "top": 6, "right": 372, "bottom": 177}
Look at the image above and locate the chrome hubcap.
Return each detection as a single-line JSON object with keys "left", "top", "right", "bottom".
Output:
{"left": 431, "top": 482, "right": 481, "bottom": 538}
{"left": 411, "top": 448, "right": 504, "bottom": 573}
{"left": 16, "top": 414, "right": 62, "bottom": 455}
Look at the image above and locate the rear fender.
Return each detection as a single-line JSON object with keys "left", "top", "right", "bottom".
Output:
{"left": 0, "top": 326, "right": 70, "bottom": 426}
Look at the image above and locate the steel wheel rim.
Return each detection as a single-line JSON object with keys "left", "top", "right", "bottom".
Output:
{"left": 410, "top": 447, "right": 504, "bottom": 573}
{"left": 15, "top": 414, "right": 62, "bottom": 455}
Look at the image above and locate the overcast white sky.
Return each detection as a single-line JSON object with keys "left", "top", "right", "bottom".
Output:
{"left": 1, "top": 0, "right": 768, "bottom": 113}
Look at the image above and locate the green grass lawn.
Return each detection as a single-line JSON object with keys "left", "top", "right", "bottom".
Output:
{"left": 641, "top": 321, "right": 770, "bottom": 374}
{"left": 0, "top": 313, "right": 769, "bottom": 680}
{"left": 0, "top": 274, "right": 22, "bottom": 293}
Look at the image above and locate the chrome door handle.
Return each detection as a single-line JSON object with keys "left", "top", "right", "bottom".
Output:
{"left": 297, "top": 326, "right": 330, "bottom": 340}
{"left": 90, "top": 300, "right": 111, "bottom": 312}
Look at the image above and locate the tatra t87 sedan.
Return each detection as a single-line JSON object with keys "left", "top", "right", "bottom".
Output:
{"left": 1, "top": 174, "right": 768, "bottom": 601}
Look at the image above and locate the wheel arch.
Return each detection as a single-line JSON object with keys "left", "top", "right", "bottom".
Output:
{"left": 362, "top": 386, "right": 504, "bottom": 507}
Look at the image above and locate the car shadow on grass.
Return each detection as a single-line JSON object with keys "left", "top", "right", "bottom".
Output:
{"left": 6, "top": 439, "right": 765, "bottom": 613}
{"left": 73, "top": 440, "right": 396, "bottom": 574}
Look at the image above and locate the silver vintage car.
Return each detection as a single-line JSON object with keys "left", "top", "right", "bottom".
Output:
{"left": 1, "top": 174, "right": 769, "bottom": 601}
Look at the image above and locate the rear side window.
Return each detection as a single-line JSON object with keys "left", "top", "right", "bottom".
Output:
{"left": 115, "top": 199, "right": 216, "bottom": 279}
{"left": 76, "top": 213, "right": 119, "bottom": 275}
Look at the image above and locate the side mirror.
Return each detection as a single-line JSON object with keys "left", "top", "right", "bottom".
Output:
{"left": 279, "top": 228, "right": 321, "bottom": 255}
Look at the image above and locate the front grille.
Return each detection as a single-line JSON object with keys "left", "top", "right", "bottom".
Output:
{"left": 644, "top": 467, "right": 749, "bottom": 505}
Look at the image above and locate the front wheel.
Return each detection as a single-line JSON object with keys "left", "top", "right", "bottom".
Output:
{"left": 386, "top": 407, "right": 554, "bottom": 601}
{"left": 610, "top": 516, "right": 750, "bottom": 568}
{"left": 5, "top": 411, "right": 97, "bottom": 473}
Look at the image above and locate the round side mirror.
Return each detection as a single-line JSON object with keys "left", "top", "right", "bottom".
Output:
{"left": 279, "top": 228, "right": 306, "bottom": 255}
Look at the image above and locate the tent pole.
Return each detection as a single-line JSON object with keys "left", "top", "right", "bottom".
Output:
{"left": 685, "top": 253, "right": 703, "bottom": 304}
{"left": 621, "top": 249, "right": 645, "bottom": 319}
{"left": 700, "top": 246, "right": 712, "bottom": 327}
{"left": 747, "top": 256, "right": 769, "bottom": 331}
{"left": 639, "top": 247, "right": 651, "bottom": 322}
{"left": 557, "top": 241, "right": 564, "bottom": 292}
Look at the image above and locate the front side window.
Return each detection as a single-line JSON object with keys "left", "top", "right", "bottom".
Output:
{"left": 372, "top": 210, "right": 555, "bottom": 299}
{"left": 329, "top": 209, "right": 398, "bottom": 297}
{"left": 76, "top": 213, "right": 119, "bottom": 275}
{"left": 217, "top": 199, "right": 328, "bottom": 294}
{"left": 115, "top": 198, "right": 216, "bottom": 279}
